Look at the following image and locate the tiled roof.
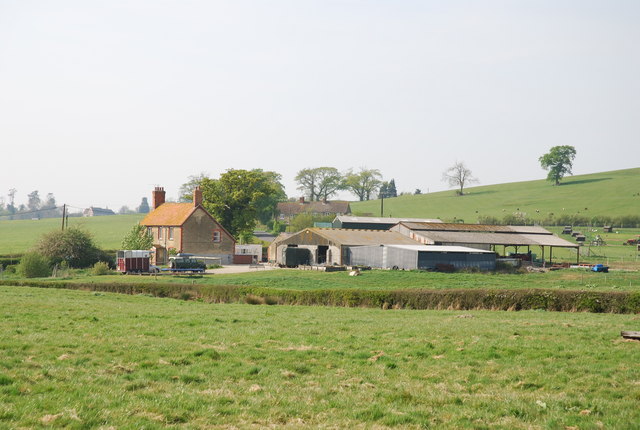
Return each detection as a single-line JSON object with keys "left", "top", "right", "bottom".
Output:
{"left": 277, "top": 201, "right": 351, "bottom": 216}
{"left": 140, "top": 203, "right": 197, "bottom": 226}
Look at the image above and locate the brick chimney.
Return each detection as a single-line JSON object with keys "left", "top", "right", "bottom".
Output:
{"left": 193, "top": 186, "right": 203, "bottom": 207}
{"left": 152, "top": 186, "right": 166, "bottom": 209}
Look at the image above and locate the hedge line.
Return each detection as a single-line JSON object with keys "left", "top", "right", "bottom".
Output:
{"left": 2, "top": 280, "right": 639, "bottom": 314}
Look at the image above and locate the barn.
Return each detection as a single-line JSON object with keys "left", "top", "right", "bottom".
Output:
{"left": 333, "top": 215, "right": 442, "bottom": 231}
{"left": 391, "top": 222, "right": 580, "bottom": 264}
{"left": 269, "top": 228, "right": 418, "bottom": 266}
{"left": 348, "top": 244, "right": 496, "bottom": 271}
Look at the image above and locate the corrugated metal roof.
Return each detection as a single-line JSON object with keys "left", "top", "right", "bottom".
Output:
{"left": 399, "top": 222, "right": 550, "bottom": 235}
{"left": 383, "top": 244, "right": 495, "bottom": 253}
{"left": 279, "top": 228, "right": 419, "bottom": 246}
{"left": 140, "top": 203, "right": 197, "bottom": 226}
{"left": 413, "top": 231, "right": 578, "bottom": 248}
{"left": 336, "top": 216, "right": 442, "bottom": 224}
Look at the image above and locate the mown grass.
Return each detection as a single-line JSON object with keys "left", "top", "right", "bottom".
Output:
{"left": 7, "top": 267, "right": 639, "bottom": 292}
{"left": 352, "top": 167, "right": 640, "bottom": 223}
{"left": 0, "top": 213, "right": 143, "bottom": 255}
{"left": 1, "top": 285, "right": 638, "bottom": 428}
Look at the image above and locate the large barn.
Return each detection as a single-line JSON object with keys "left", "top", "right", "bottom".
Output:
{"left": 268, "top": 228, "right": 418, "bottom": 266}
{"left": 391, "top": 222, "right": 580, "bottom": 264}
{"left": 333, "top": 215, "right": 442, "bottom": 231}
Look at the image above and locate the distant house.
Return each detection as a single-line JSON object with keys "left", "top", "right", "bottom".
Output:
{"left": 277, "top": 197, "right": 350, "bottom": 222}
{"left": 83, "top": 207, "right": 115, "bottom": 217}
{"left": 140, "top": 186, "right": 235, "bottom": 265}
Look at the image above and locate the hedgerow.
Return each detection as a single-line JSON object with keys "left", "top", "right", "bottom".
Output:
{"left": 1, "top": 280, "right": 638, "bottom": 314}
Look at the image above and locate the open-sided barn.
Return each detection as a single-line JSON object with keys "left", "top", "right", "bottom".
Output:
{"left": 391, "top": 222, "right": 580, "bottom": 264}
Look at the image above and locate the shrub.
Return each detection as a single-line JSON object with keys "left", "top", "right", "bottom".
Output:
{"left": 91, "top": 261, "right": 111, "bottom": 276}
{"left": 36, "top": 227, "right": 101, "bottom": 268}
{"left": 17, "top": 252, "right": 51, "bottom": 278}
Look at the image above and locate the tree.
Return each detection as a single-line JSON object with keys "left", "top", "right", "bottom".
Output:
{"left": 251, "top": 170, "right": 287, "bottom": 224}
{"left": 315, "top": 167, "right": 343, "bottom": 201}
{"left": 27, "top": 190, "right": 41, "bottom": 211}
{"left": 179, "top": 172, "right": 209, "bottom": 202}
{"left": 201, "top": 169, "right": 283, "bottom": 238}
{"left": 539, "top": 145, "right": 577, "bottom": 185}
{"left": 7, "top": 188, "right": 16, "bottom": 215}
{"left": 121, "top": 224, "right": 154, "bottom": 250}
{"left": 379, "top": 179, "right": 398, "bottom": 198}
{"left": 295, "top": 168, "right": 321, "bottom": 201}
{"left": 43, "top": 193, "right": 56, "bottom": 209}
{"left": 36, "top": 227, "right": 101, "bottom": 268}
{"left": 343, "top": 168, "right": 382, "bottom": 201}
{"left": 18, "top": 252, "right": 51, "bottom": 278}
{"left": 137, "top": 197, "right": 150, "bottom": 213}
{"left": 442, "top": 162, "right": 478, "bottom": 195}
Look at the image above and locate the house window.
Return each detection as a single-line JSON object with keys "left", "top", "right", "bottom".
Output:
{"left": 213, "top": 230, "right": 221, "bottom": 242}
{"left": 147, "top": 227, "right": 152, "bottom": 237}
{"left": 158, "top": 227, "right": 163, "bottom": 240}
{"left": 169, "top": 227, "right": 174, "bottom": 240}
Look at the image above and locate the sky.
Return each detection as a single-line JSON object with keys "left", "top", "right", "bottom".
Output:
{"left": 1, "top": 0, "right": 638, "bottom": 211}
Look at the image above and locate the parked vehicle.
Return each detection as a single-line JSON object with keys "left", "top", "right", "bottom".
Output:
{"left": 117, "top": 250, "right": 151, "bottom": 274}
{"left": 591, "top": 264, "right": 609, "bottom": 273}
{"left": 168, "top": 255, "right": 206, "bottom": 272}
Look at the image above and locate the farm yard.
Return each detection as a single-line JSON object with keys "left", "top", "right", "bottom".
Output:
{"left": 1, "top": 285, "right": 639, "bottom": 429}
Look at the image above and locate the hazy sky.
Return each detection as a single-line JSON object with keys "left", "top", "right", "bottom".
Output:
{"left": 1, "top": 0, "right": 638, "bottom": 211}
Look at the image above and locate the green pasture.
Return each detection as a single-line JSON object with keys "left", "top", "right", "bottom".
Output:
{"left": 0, "top": 214, "right": 143, "bottom": 255}
{"left": 1, "top": 286, "right": 638, "bottom": 428}
{"left": 5, "top": 267, "right": 640, "bottom": 293}
{"left": 352, "top": 168, "right": 640, "bottom": 222}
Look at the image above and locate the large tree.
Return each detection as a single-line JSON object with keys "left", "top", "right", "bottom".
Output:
{"left": 379, "top": 179, "right": 397, "bottom": 198}
{"left": 294, "top": 168, "right": 319, "bottom": 201}
{"left": 179, "top": 172, "right": 209, "bottom": 202}
{"left": 315, "top": 167, "right": 343, "bottom": 200}
{"left": 343, "top": 168, "right": 382, "bottom": 201}
{"left": 27, "top": 190, "right": 41, "bottom": 211}
{"left": 442, "top": 162, "right": 478, "bottom": 195}
{"left": 539, "top": 145, "right": 577, "bottom": 185}
{"left": 200, "top": 169, "right": 284, "bottom": 238}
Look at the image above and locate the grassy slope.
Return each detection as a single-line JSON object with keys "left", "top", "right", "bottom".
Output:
{"left": 1, "top": 286, "right": 638, "bottom": 429}
{"left": 0, "top": 214, "right": 143, "bottom": 255}
{"left": 352, "top": 168, "right": 640, "bottom": 222}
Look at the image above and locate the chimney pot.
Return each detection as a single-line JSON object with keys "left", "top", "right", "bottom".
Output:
{"left": 152, "top": 186, "right": 166, "bottom": 209}
{"left": 193, "top": 186, "right": 203, "bottom": 207}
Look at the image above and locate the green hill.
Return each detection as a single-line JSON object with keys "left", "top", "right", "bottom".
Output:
{"left": 351, "top": 168, "right": 640, "bottom": 224}
{"left": 0, "top": 214, "right": 144, "bottom": 255}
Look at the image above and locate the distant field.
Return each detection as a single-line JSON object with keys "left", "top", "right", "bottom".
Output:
{"left": 1, "top": 286, "right": 638, "bottom": 429}
{"left": 0, "top": 214, "right": 143, "bottom": 255}
{"left": 352, "top": 168, "right": 640, "bottom": 223}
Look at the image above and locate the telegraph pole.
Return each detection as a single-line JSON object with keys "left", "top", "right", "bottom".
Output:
{"left": 61, "top": 204, "right": 66, "bottom": 231}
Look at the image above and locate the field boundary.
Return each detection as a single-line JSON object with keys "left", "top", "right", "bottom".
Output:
{"left": 2, "top": 280, "right": 639, "bottom": 314}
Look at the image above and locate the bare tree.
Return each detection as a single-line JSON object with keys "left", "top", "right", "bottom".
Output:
{"left": 442, "top": 162, "right": 478, "bottom": 195}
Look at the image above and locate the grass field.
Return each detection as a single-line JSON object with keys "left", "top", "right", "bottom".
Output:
{"left": 1, "top": 285, "right": 638, "bottom": 428}
{"left": 0, "top": 214, "right": 143, "bottom": 255}
{"left": 3, "top": 266, "right": 640, "bottom": 292}
{"left": 352, "top": 168, "right": 640, "bottom": 223}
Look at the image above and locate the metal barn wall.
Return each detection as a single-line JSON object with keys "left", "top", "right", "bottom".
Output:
{"left": 419, "top": 252, "right": 495, "bottom": 270}
{"left": 348, "top": 246, "right": 384, "bottom": 268}
{"left": 385, "top": 247, "right": 419, "bottom": 270}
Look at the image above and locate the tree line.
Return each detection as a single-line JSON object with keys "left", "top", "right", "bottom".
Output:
{"left": 0, "top": 189, "right": 59, "bottom": 219}
{"left": 294, "top": 167, "right": 398, "bottom": 201}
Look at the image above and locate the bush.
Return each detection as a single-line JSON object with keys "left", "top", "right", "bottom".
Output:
{"left": 18, "top": 252, "right": 51, "bottom": 278}
{"left": 36, "top": 227, "right": 101, "bottom": 268}
{"left": 91, "top": 261, "right": 111, "bottom": 276}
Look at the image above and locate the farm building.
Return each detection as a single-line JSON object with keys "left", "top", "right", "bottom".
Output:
{"left": 332, "top": 215, "right": 442, "bottom": 231}
{"left": 277, "top": 198, "right": 351, "bottom": 222}
{"left": 83, "top": 207, "right": 115, "bottom": 217}
{"left": 391, "top": 222, "right": 580, "bottom": 264}
{"left": 140, "top": 186, "right": 235, "bottom": 264}
{"left": 349, "top": 245, "right": 496, "bottom": 271}
{"left": 269, "top": 228, "right": 418, "bottom": 266}
{"left": 234, "top": 244, "right": 263, "bottom": 264}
